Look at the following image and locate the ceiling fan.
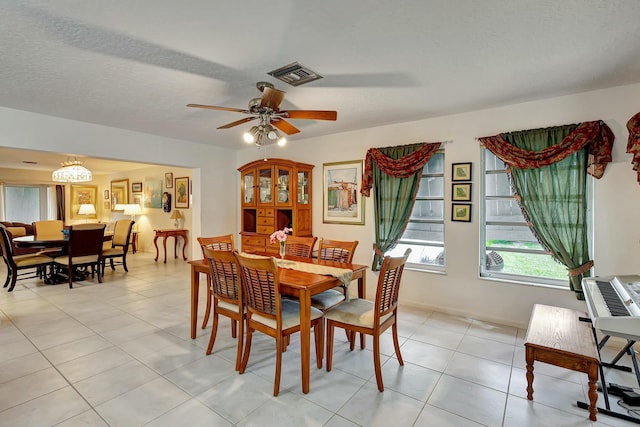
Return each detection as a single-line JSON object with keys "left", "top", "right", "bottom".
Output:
{"left": 187, "top": 82, "right": 337, "bottom": 146}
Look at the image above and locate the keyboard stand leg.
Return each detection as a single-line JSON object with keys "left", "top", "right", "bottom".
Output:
{"left": 601, "top": 338, "right": 635, "bottom": 374}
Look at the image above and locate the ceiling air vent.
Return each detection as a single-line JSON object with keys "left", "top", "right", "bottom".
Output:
{"left": 267, "top": 62, "right": 323, "bottom": 86}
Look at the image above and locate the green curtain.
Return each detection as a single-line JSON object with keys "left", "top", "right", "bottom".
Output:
{"left": 503, "top": 125, "right": 592, "bottom": 298}
{"left": 371, "top": 144, "right": 424, "bottom": 270}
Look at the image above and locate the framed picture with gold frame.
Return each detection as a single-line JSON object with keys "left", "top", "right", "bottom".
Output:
{"left": 175, "top": 177, "right": 190, "bottom": 208}
{"left": 70, "top": 185, "right": 98, "bottom": 220}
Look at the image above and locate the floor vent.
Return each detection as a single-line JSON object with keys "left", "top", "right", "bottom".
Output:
{"left": 267, "top": 62, "right": 323, "bottom": 86}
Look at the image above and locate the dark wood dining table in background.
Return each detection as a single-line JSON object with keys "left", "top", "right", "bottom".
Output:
{"left": 188, "top": 254, "right": 368, "bottom": 394}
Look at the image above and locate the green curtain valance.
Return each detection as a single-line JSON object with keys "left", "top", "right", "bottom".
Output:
{"left": 478, "top": 120, "right": 613, "bottom": 179}
{"left": 627, "top": 112, "right": 640, "bottom": 184}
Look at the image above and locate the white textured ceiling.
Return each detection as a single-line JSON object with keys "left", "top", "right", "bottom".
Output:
{"left": 1, "top": 0, "right": 640, "bottom": 158}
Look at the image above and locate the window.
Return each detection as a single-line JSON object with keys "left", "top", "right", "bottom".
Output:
{"left": 3, "top": 185, "right": 52, "bottom": 223}
{"left": 387, "top": 150, "right": 445, "bottom": 270}
{"left": 480, "top": 150, "right": 590, "bottom": 286}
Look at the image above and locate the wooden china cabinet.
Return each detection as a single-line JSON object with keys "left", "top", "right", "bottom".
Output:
{"left": 239, "top": 158, "right": 313, "bottom": 255}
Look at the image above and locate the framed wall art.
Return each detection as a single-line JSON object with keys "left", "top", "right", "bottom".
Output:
{"left": 144, "top": 179, "right": 163, "bottom": 208}
{"left": 104, "top": 189, "right": 110, "bottom": 200}
{"left": 70, "top": 185, "right": 98, "bottom": 220}
{"left": 165, "top": 172, "right": 173, "bottom": 189}
{"left": 132, "top": 182, "right": 142, "bottom": 193}
{"left": 451, "top": 203, "right": 472, "bottom": 222}
{"left": 110, "top": 179, "right": 129, "bottom": 211}
{"left": 452, "top": 162, "right": 472, "bottom": 181}
{"left": 452, "top": 183, "right": 472, "bottom": 201}
{"left": 323, "top": 160, "right": 364, "bottom": 225}
{"left": 103, "top": 201, "right": 110, "bottom": 210}
{"left": 175, "top": 177, "right": 190, "bottom": 208}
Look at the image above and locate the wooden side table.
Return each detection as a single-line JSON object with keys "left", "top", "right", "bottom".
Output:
{"left": 130, "top": 231, "right": 138, "bottom": 254}
{"left": 153, "top": 229, "right": 188, "bottom": 263}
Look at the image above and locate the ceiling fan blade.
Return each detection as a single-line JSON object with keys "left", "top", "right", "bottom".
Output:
{"left": 217, "top": 116, "right": 257, "bottom": 129}
{"left": 260, "top": 87, "right": 286, "bottom": 110}
{"left": 272, "top": 119, "right": 300, "bottom": 135}
{"left": 284, "top": 110, "right": 337, "bottom": 121}
{"left": 187, "top": 104, "right": 247, "bottom": 113}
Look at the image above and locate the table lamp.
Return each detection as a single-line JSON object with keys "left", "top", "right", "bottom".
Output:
{"left": 123, "top": 204, "right": 141, "bottom": 222}
{"left": 78, "top": 203, "right": 96, "bottom": 223}
{"left": 170, "top": 209, "right": 182, "bottom": 229}
{"left": 124, "top": 204, "right": 142, "bottom": 231}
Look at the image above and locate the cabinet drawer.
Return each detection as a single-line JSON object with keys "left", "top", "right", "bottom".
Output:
{"left": 257, "top": 216, "right": 274, "bottom": 226}
{"left": 257, "top": 208, "right": 275, "bottom": 216}
{"left": 242, "top": 244, "right": 264, "bottom": 254}
{"left": 265, "top": 244, "right": 279, "bottom": 255}
{"left": 242, "top": 235, "right": 266, "bottom": 247}
{"left": 257, "top": 225, "right": 275, "bottom": 234}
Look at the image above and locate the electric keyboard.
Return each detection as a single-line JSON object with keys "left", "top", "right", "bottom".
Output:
{"left": 583, "top": 275, "right": 640, "bottom": 342}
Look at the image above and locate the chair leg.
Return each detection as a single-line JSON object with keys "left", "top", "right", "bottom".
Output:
{"left": 3, "top": 264, "right": 11, "bottom": 288}
{"left": 239, "top": 326, "right": 253, "bottom": 374}
{"left": 373, "top": 333, "right": 384, "bottom": 392}
{"left": 235, "top": 316, "right": 243, "bottom": 371}
{"left": 110, "top": 258, "right": 116, "bottom": 271}
{"left": 349, "top": 330, "right": 356, "bottom": 351}
{"left": 7, "top": 269, "right": 18, "bottom": 292}
{"left": 231, "top": 319, "right": 237, "bottom": 338}
{"left": 392, "top": 321, "right": 404, "bottom": 365}
{"left": 274, "top": 335, "right": 282, "bottom": 396}
{"left": 205, "top": 307, "right": 219, "bottom": 355}
{"left": 326, "top": 320, "right": 335, "bottom": 371}
{"left": 97, "top": 263, "right": 103, "bottom": 283}
{"left": 201, "top": 289, "right": 212, "bottom": 329}
{"left": 122, "top": 255, "right": 128, "bottom": 272}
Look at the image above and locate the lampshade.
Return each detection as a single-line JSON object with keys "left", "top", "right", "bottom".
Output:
{"left": 242, "top": 121, "right": 286, "bottom": 147}
{"left": 78, "top": 204, "right": 96, "bottom": 215}
{"left": 52, "top": 159, "right": 92, "bottom": 183}
{"left": 169, "top": 210, "right": 183, "bottom": 220}
{"left": 123, "top": 204, "right": 142, "bottom": 216}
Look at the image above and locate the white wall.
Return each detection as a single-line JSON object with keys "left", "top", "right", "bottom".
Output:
{"left": 237, "top": 83, "right": 640, "bottom": 328}
{"left": 0, "top": 107, "right": 237, "bottom": 257}
{"left": 3, "top": 82, "right": 640, "bottom": 328}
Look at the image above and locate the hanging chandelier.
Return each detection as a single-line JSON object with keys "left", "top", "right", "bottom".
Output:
{"left": 52, "top": 159, "right": 93, "bottom": 183}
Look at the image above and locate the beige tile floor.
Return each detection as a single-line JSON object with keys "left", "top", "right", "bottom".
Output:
{"left": 1, "top": 252, "right": 640, "bottom": 426}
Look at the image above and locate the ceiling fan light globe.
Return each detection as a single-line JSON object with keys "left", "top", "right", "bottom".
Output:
{"left": 267, "top": 130, "right": 278, "bottom": 140}
{"left": 277, "top": 136, "right": 287, "bottom": 146}
{"left": 243, "top": 131, "right": 255, "bottom": 143}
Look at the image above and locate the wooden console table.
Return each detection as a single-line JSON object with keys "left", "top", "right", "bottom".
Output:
{"left": 153, "top": 229, "right": 188, "bottom": 263}
{"left": 524, "top": 304, "right": 600, "bottom": 421}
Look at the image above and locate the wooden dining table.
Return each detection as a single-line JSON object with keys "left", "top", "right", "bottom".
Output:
{"left": 14, "top": 232, "right": 114, "bottom": 284}
{"left": 188, "top": 254, "right": 368, "bottom": 394}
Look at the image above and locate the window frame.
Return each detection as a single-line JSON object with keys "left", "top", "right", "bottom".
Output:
{"left": 479, "top": 149, "right": 592, "bottom": 288}
{"left": 388, "top": 150, "right": 445, "bottom": 272}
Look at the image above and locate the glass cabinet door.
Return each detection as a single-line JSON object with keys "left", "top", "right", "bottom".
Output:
{"left": 297, "top": 170, "right": 310, "bottom": 205}
{"left": 242, "top": 170, "right": 255, "bottom": 206}
{"left": 258, "top": 166, "right": 273, "bottom": 205}
{"left": 276, "top": 166, "right": 291, "bottom": 206}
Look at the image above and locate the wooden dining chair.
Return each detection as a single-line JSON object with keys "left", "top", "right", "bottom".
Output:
{"left": 53, "top": 223, "right": 106, "bottom": 288}
{"left": 235, "top": 252, "right": 324, "bottom": 396}
{"left": 284, "top": 235, "right": 317, "bottom": 259}
{"left": 101, "top": 219, "right": 135, "bottom": 276}
{"left": 0, "top": 225, "right": 53, "bottom": 292}
{"left": 197, "top": 234, "right": 235, "bottom": 329}
{"left": 310, "top": 239, "right": 360, "bottom": 312}
{"left": 325, "top": 248, "right": 411, "bottom": 392}
{"left": 203, "top": 247, "right": 245, "bottom": 370}
{"left": 32, "top": 220, "right": 65, "bottom": 258}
